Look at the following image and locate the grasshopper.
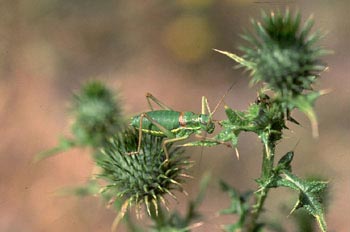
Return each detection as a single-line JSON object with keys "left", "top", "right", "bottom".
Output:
{"left": 130, "top": 86, "right": 233, "bottom": 162}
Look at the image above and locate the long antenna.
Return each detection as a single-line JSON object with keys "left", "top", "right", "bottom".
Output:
{"left": 198, "top": 81, "right": 237, "bottom": 168}
{"left": 210, "top": 81, "right": 237, "bottom": 117}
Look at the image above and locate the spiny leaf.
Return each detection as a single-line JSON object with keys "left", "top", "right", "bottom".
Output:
{"left": 276, "top": 151, "right": 294, "bottom": 172}
{"left": 216, "top": 98, "right": 286, "bottom": 150}
{"left": 287, "top": 91, "right": 322, "bottom": 138}
{"left": 276, "top": 171, "right": 328, "bottom": 232}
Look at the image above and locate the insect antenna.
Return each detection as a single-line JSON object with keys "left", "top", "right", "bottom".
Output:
{"left": 198, "top": 82, "right": 237, "bottom": 167}
{"left": 210, "top": 81, "right": 237, "bottom": 118}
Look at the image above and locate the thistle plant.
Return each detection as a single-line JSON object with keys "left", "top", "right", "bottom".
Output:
{"left": 216, "top": 10, "right": 329, "bottom": 137}
{"left": 239, "top": 11, "right": 326, "bottom": 95}
{"left": 37, "top": 9, "right": 330, "bottom": 232}
{"left": 211, "top": 9, "right": 329, "bottom": 232}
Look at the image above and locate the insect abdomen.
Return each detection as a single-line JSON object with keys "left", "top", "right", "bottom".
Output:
{"left": 131, "top": 110, "right": 181, "bottom": 133}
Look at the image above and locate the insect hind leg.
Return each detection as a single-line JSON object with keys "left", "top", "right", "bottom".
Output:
{"left": 126, "top": 113, "right": 149, "bottom": 156}
{"left": 146, "top": 93, "right": 173, "bottom": 111}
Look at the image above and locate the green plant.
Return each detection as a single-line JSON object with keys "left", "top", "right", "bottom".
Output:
{"left": 37, "top": 9, "right": 330, "bottom": 232}
{"left": 211, "top": 10, "right": 329, "bottom": 232}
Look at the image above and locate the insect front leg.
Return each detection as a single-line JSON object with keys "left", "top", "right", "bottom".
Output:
{"left": 162, "top": 135, "right": 189, "bottom": 162}
{"left": 146, "top": 93, "right": 173, "bottom": 111}
{"left": 201, "top": 96, "right": 212, "bottom": 115}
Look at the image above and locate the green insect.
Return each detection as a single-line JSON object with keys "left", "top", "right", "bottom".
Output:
{"left": 130, "top": 88, "right": 232, "bottom": 162}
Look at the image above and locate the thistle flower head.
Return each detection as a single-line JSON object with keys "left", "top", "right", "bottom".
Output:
{"left": 97, "top": 129, "right": 191, "bottom": 217}
{"left": 240, "top": 10, "right": 327, "bottom": 97}
{"left": 71, "top": 80, "right": 123, "bottom": 147}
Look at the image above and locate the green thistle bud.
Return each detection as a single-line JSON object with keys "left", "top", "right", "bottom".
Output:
{"left": 35, "top": 80, "right": 123, "bottom": 162}
{"left": 97, "top": 129, "right": 191, "bottom": 218}
{"left": 215, "top": 10, "right": 329, "bottom": 137}
{"left": 71, "top": 80, "right": 123, "bottom": 147}
{"left": 239, "top": 10, "right": 327, "bottom": 96}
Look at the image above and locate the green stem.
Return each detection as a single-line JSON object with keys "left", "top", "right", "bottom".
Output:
{"left": 245, "top": 138, "right": 276, "bottom": 232}
{"left": 34, "top": 138, "right": 76, "bottom": 162}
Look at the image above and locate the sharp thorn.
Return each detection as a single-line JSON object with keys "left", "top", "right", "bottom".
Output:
{"left": 235, "top": 147, "right": 240, "bottom": 160}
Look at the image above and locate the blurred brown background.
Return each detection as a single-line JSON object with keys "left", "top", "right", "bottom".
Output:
{"left": 0, "top": 0, "right": 348, "bottom": 231}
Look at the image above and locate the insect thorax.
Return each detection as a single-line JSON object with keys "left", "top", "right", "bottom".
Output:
{"left": 182, "top": 112, "right": 215, "bottom": 134}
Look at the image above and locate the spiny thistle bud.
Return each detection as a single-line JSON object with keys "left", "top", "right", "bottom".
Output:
{"left": 71, "top": 80, "right": 123, "bottom": 147}
{"left": 215, "top": 10, "right": 329, "bottom": 137}
{"left": 239, "top": 10, "right": 327, "bottom": 97}
{"left": 35, "top": 80, "right": 123, "bottom": 162}
{"left": 97, "top": 129, "right": 191, "bottom": 219}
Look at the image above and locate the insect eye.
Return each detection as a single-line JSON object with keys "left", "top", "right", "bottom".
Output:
{"left": 198, "top": 115, "right": 203, "bottom": 124}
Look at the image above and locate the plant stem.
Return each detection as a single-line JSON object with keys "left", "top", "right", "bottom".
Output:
{"left": 244, "top": 138, "right": 276, "bottom": 232}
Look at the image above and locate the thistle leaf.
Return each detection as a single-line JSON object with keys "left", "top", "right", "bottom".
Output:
{"left": 288, "top": 91, "right": 322, "bottom": 138}
{"left": 276, "top": 171, "right": 328, "bottom": 232}
{"left": 276, "top": 151, "right": 294, "bottom": 172}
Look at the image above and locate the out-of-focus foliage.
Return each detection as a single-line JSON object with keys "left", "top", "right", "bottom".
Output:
{"left": 35, "top": 80, "right": 123, "bottom": 161}
{"left": 220, "top": 181, "right": 253, "bottom": 232}
{"left": 70, "top": 80, "right": 123, "bottom": 147}
{"left": 148, "top": 174, "right": 210, "bottom": 232}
